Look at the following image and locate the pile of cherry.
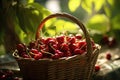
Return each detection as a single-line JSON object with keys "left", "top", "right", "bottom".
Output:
{"left": 16, "top": 34, "right": 96, "bottom": 60}
{"left": 0, "top": 69, "right": 19, "bottom": 80}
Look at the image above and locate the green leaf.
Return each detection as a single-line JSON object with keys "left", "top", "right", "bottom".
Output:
{"left": 107, "top": 0, "right": 114, "bottom": 6}
{"left": 16, "top": 3, "right": 51, "bottom": 36}
{"left": 53, "top": 20, "right": 79, "bottom": 34}
{"left": 112, "top": 14, "right": 120, "bottom": 30}
{"left": 68, "top": 0, "right": 81, "bottom": 12}
{"left": 26, "top": 0, "right": 34, "bottom": 3}
{"left": 93, "top": 0, "right": 105, "bottom": 11}
{"left": 81, "top": 0, "right": 93, "bottom": 14}
{"left": 87, "top": 14, "right": 109, "bottom": 34}
{"left": 103, "top": 5, "right": 111, "bottom": 17}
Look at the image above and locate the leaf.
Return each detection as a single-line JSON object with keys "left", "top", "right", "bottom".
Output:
{"left": 27, "top": 0, "right": 34, "bottom": 3}
{"left": 107, "top": 0, "right": 114, "bottom": 6}
{"left": 87, "top": 14, "right": 109, "bottom": 34}
{"left": 53, "top": 20, "right": 79, "bottom": 34}
{"left": 93, "top": 0, "right": 105, "bottom": 11}
{"left": 68, "top": 0, "right": 81, "bottom": 12}
{"left": 16, "top": 3, "right": 51, "bottom": 35}
{"left": 81, "top": 0, "right": 93, "bottom": 14}
{"left": 103, "top": 5, "right": 111, "bottom": 17}
{"left": 112, "top": 14, "right": 120, "bottom": 30}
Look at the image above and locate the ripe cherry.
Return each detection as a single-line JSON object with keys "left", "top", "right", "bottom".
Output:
{"left": 75, "top": 34, "right": 82, "bottom": 40}
{"left": 74, "top": 48, "right": 85, "bottom": 55}
{"left": 52, "top": 53, "right": 60, "bottom": 59}
{"left": 64, "top": 51, "right": 72, "bottom": 57}
{"left": 56, "top": 36, "right": 65, "bottom": 44}
{"left": 106, "top": 52, "right": 111, "bottom": 60}
{"left": 34, "top": 52, "right": 43, "bottom": 60}
{"left": 16, "top": 43, "right": 26, "bottom": 53}
{"left": 60, "top": 43, "right": 69, "bottom": 52}
{"left": 55, "top": 50, "right": 64, "bottom": 57}
{"left": 68, "top": 37, "right": 76, "bottom": 44}
{"left": 30, "top": 49, "right": 39, "bottom": 54}
{"left": 95, "top": 65, "right": 100, "bottom": 72}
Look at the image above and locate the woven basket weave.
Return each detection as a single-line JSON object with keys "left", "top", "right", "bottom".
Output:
{"left": 13, "top": 13, "right": 100, "bottom": 80}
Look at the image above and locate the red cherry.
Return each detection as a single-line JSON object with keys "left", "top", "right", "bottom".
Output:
{"left": 22, "top": 54, "right": 30, "bottom": 58}
{"left": 60, "top": 43, "right": 69, "bottom": 52}
{"left": 75, "top": 34, "right": 82, "bottom": 40}
{"left": 95, "top": 65, "right": 100, "bottom": 72}
{"left": 64, "top": 51, "right": 72, "bottom": 57}
{"left": 34, "top": 52, "right": 43, "bottom": 60}
{"left": 74, "top": 48, "right": 85, "bottom": 55}
{"left": 78, "top": 41, "right": 86, "bottom": 50}
{"left": 106, "top": 53, "right": 111, "bottom": 60}
{"left": 108, "top": 37, "right": 116, "bottom": 47}
{"left": 55, "top": 50, "right": 64, "bottom": 57}
{"left": 30, "top": 49, "right": 39, "bottom": 54}
{"left": 101, "top": 35, "right": 109, "bottom": 45}
{"left": 45, "top": 38, "right": 56, "bottom": 44}
{"left": 69, "top": 43, "right": 78, "bottom": 53}
{"left": 56, "top": 36, "right": 65, "bottom": 44}
{"left": 16, "top": 43, "right": 26, "bottom": 52}
{"left": 52, "top": 53, "right": 60, "bottom": 59}
{"left": 68, "top": 37, "right": 76, "bottom": 44}
{"left": 28, "top": 41, "right": 36, "bottom": 49}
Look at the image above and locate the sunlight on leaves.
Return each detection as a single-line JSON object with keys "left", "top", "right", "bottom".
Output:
{"left": 26, "top": 0, "right": 34, "bottom": 3}
{"left": 87, "top": 14, "right": 109, "bottom": 33}
{"left": 107, "top": 0, "right": 114, "bottom": 6}
{"left": 112, "top": 14, "right": 120, "bottom": 30}
{"left": 53, "top": 20, "right": 79, "bottom": 34}
{"left": 104, "top": 5, "right": 111, "bottom": 17}
{"left": 81, "top": 0, "right": 93, "bottom": 14}
{"left": 68, "top": 0, "right": 81, "bottom": 12}
{"left": 93, "top": 0, "right": 105, "bottom": 12}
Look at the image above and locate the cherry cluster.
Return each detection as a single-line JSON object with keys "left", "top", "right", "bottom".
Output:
{"left": 100, "top": 35, "right": 116, "bottom": 47}
{"left": 0, "top": 69, "right": 19, "bottom": 80}
{"left": 16, "top": 34, "right": 96, "bottom": 60}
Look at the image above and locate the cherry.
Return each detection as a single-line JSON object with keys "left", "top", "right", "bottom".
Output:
{"left": 68, "top": 37, "right": 76, "bottom": 44}
{"left": 30, "top": 49, "right": 39, "bottom": 54}
{"left": 64, "top": 51, "right": 72, "bottom": 57}
{"left": 56, "top": 35, "right": 65, "bottom": 44}
{"left": 34, "top": 52, "right": 43, "bottom": 60}
{"left": 55, "top": 50, "right": 64, "bottom": 57}
{"left": 74, "top": 48, "right": 85, "bottom": 55}
{"left": 101, "top": 35, "right": 109, "bottom": 45}
{"left": 45, "top": 38, "right": 56, "bottom": 45}
{"left": 75, "top": 34, "right": 82, "bottom": 40}
{"left": 52, "top": 53, "right": 60, "bottom": 59}
{"left": 28, "top": 41, "right": 36, "bottom": 49}
{"left": 78, "top": 41, "right": 86, "bottom": 50}
{"left": 106, "top": 52, "right": 111, "bottom": 60}
{"left": 60, "top": 43, "right": 69, "bottom": 52}
{"left": 95, "top": 65, "right": 100, "bottom": 72}
{"left": 16, "top": 43, "right": 26, "bottom": 53}
{"left": 22, "top": 54, "right": 30, "bottom": 58}
{"left": 108, "top": 37, "right": 116, "bottom": 47}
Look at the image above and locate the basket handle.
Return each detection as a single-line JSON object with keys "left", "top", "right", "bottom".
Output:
{"left": 35, "top": 13, "right": 93, "bottom": 60}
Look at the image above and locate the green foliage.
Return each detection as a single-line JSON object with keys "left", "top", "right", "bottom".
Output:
{"left": 15, "top": 2, "right": 52, "bottom": 42}
{"left": 68, "top": 0, "right": 81, "bottom": 12}
{"left": 68, "top": 0, "right": 120, "bottom": 43}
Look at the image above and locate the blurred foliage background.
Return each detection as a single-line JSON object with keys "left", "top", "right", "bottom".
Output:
{"left": 0, "top": 0, "right": 120, "bottom": 55}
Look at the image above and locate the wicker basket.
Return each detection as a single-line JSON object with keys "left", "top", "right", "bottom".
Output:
{"left": 13, "top": 13, "right": 101, "bottom": 80}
